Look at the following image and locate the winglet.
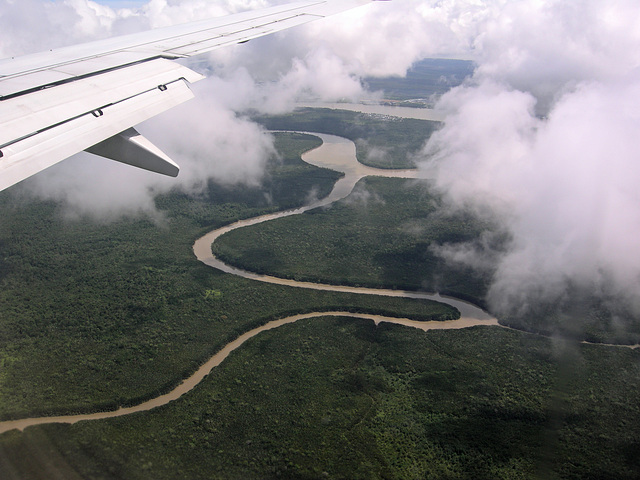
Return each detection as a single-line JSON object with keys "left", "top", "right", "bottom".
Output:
{"left": 86, "top": 128, "right": 179, "bottom": 177}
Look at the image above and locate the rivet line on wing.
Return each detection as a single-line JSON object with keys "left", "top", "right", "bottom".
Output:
{"left": 0, "top": 78, "right": 182, "bottom": 152}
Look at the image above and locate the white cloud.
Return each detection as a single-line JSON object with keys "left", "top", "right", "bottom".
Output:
{"left": 471, "top": 0, "right": 640, "bottom": 111}
{"left": 4, "top": 0, "right": 639, "bottom": 321}
{"left": 418, "top": 0, "right": 640, "bottom": 318}
{"left": 24, "top": 152, "right": 168, "bottom": 223}
{"left": 139, "top": 78, "right": 277, "bottom": 191}
{"left": 1, "top": 0, "right": 403, "bottom": 220}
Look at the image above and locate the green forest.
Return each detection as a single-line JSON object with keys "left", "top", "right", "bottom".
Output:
{"left": 213, "top": 176, "right": 495, "bottom": 307}
{"left": 0, "top": 112, "right": 639, "bottom": 479}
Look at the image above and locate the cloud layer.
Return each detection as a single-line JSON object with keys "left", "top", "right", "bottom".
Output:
{"left": 417, "top": 0, "right": 640, "bottom": 319}
{"left": 1, "top": 0, "right": 482, "bottom": 219}
{"left": 2, "top": 0, "right": 639, "bottom": 320}
{"left": 1, "top": 0, "right": 413, "bottom": 219}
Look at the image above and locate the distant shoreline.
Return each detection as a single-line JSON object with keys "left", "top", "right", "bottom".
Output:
{"left": 295, "top": 102, "right": 446, "bottom": 121}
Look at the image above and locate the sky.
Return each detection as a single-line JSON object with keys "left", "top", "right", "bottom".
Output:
{"left": 93, "top": 0, "right": 145, "bottom": 7}
{"left": 1, "top": 0, "right": 640, "bottom": 321}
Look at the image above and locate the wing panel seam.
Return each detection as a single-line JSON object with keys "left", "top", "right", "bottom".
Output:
{"left": 0, "top": 56, "right": 176, "bottom": 102}
{"left": 0, "top": 78, "right": 187, "bottom": 151}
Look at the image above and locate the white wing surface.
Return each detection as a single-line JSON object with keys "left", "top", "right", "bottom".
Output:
{"left": 0, "top": 0, "right": 381, "bottom": 192}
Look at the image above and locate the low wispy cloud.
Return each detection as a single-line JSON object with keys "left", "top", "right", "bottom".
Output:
{"left": 3, "top": 0, "right": 639, "bottom": 323}
{"left": 342, "top": 182, "right": 385, "bottom": 209}
{"left": 1, "top": 0, "right": 407, "bottom": 220}
{"left": 417, "top": 0, "right": 640, "bottom": 319}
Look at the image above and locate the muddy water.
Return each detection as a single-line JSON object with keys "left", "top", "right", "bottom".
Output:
{"left": 0, "top": 312, "right": 498, "bottom": 434}
{"left": 195, "top": 132, "right": 493, "bottom": 322}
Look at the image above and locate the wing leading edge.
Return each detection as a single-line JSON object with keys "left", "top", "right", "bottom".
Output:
{"left": 0, "top": 0, "right": 383, "bottom": 192}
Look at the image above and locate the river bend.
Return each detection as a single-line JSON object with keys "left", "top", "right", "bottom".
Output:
{"left": 0, "top": 131, "right": 498, "bottom": 434}
{"left": 4, "top": 128, "right": 634, "bottom": 434}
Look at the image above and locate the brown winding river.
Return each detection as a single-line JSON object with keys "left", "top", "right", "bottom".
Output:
{"left": 2, "top": 127, "right": 634, "bottom": 435}
{"left": 0, "top": 130, "right": 499, "bottom": 435}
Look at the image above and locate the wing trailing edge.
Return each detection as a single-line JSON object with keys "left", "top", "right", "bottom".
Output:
{"left": 0, "top": 60, "right": 202, "bottom": 191}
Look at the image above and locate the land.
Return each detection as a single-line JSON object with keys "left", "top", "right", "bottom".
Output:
{"left": 1, "top": 60, "right": 639, "bottom": 479}
{"left": 2, "top": 319, "right": 639, "bottom": 479}
{"left": 254, "top": 108, "right": 439, "bottom": 169}
{"left": 213, "top": 176, "right": 495, "bottom": 307}
{"left": 0, "top": 133, "right": 454, "bottom": 422}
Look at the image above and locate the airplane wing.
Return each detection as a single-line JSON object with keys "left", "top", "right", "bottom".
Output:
{"left": 0, "top": 0, "right": 384, "bottom": 192}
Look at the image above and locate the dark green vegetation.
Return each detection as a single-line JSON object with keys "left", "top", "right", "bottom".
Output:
{"left": 3, "top": 318, "right": 639, "bottom": 479}
{"left": 364, "top": 58, "right": 476, "bottom": 105}
{"left": 213, "top": 173, "right": 640, "bottom": 345}
{"left": 254, "top": 108, "right": 439, "bottom": 169}
{"left": 1, "top": 92, "right": 639, "bottom": 480}
{"left": 213, "top": 176, "right": 496, "bottom": 308}
{"left": 501, "top": 287, "right": 640, "bottom": 346}
{"left": 0, "top": 133, "right": 455, "bottom": 421}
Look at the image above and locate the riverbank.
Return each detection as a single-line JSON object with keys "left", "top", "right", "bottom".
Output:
{"left": 0, "top": 131, "right": 496, "bottom": 434}
{"left": 0, "top": 311, "right": 499, "bottom": 434}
